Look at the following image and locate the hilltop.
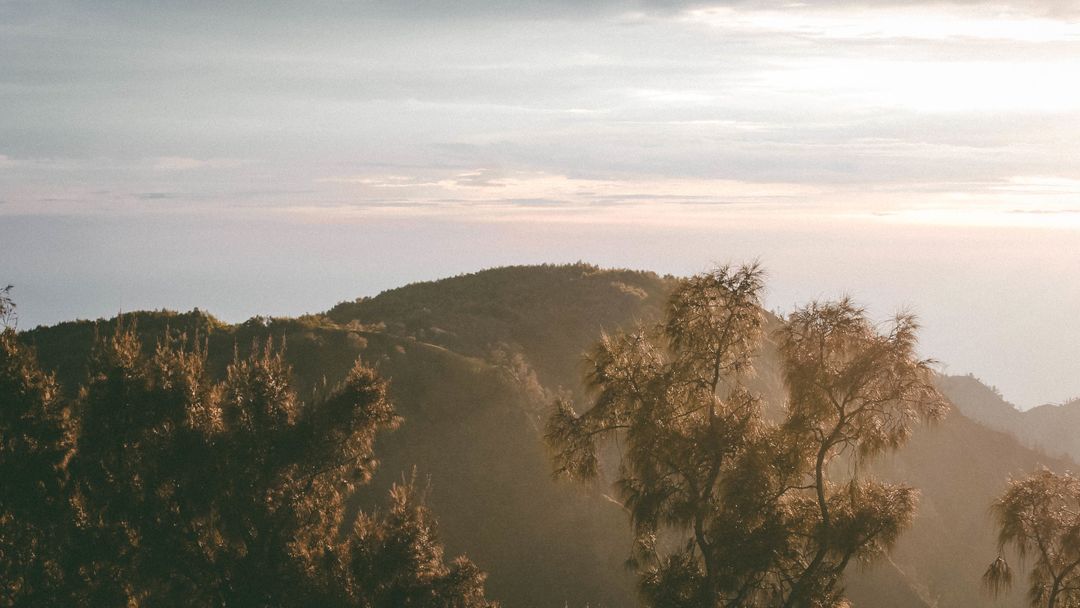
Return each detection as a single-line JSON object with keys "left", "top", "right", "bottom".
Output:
{"left": 19, "top": 263, "right": 1074, "bottom": 607}
{"left": 939, "top": 374, "right": 1080, "bottom": 463}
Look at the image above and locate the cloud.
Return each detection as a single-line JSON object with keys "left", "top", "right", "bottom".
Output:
{"left": 316, "top": 175, "right": 443, "bottom": 188}
{"left": 153, "top": 157, "right": 209, "bottom": 171}
{"left": 152, "top": 157, "right": 247, "bottom": 171}
{"left": 500, "top": 197, "right": 571, "bottom": 207}
{"left": 684, "top": 4, "right": 1080, "bottom": 42}
{"left": 135, "top": 192, "right": 181, "bottom": 200}
{"left": 997, "top": 175, "right": 1080, "bottom": 193}
{"left": 3, "top": 0, "right": 1080, "bottom": 224}
{"left": 448, "top": 169, "right": 509, "bottom": 188}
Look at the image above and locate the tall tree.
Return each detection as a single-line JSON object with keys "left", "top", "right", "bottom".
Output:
{"left": 775, "top": 297, "right": 948, "bottom": 607}
{"left": 547, "top": 264, "right": 946, "bottom": 608}
{"left": 985, "top": 469, "right": 1080, "bottom": 608}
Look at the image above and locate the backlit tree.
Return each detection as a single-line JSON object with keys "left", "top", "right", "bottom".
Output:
{"left": 985, "top": 469, "right": 1080, "bottom": 608}
{"left": 547, "top": 263, "right": 947, "bottom": 608}
{"left": 0, "top": 309, "right": 496, "bottom": 607}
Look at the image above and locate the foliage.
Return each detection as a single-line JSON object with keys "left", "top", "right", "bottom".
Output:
{"left": 16, "top": 263, "right": 1064, "bottom": 607}
{"left": 0, "top": 314, "right": 495, "bottom": 607}
{"left": 325, "top": 263, "right": 673, "bottom": 388}
{"left": 547, "top": 263, "right": 947, "bottom": 608}
{"left": 985, "top": 469, "right": 1080, "bottom": 608}
{"left": 0, "top": 285, "right": 14, "bottom": 329}
{"left": 20, "top": 267, "right": 663, "bottom": 608}
{"left": 344, "top": 476, "right": 495, "bottom": 608}
{"left": 0, "top": 328, "right": 73, "bottom": 605}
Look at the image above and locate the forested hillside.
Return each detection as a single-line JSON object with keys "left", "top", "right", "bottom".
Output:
{"left": 19, "top": 264, "right": 1075, "bottom": 607}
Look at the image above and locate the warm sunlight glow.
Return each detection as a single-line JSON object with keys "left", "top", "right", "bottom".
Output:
{"left": 768, "top": 58, "right": 1080, "bottom": 113}
{"left": 685, "top": 5, "right": 1080, "bottom": 43}
{"left": 10, "top": 5, "right": 1080, "bottom": 604}
{"left": 862, "top": 207, "right": 1080, "bottom": 229}
{"left": 6, "top": 0, "right": 1080, "bottom": 413}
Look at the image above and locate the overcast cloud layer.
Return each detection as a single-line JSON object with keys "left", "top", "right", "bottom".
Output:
{"left": 2, "top": 0, "right": 1079, "bottom": 407}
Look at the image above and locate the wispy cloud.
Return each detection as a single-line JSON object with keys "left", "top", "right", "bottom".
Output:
{"left": 152, "top": 157, "right": 249, "bottom": 171}
{"left": 684, "top": 4, "right": 1080, "bottom": 42}
{"left": 2, "top": 0, "right": 1080, "bottom": 229}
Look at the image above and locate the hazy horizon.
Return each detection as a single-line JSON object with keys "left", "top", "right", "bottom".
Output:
{"left": 3, "top": 0, "right": 1080, "bottom": 408}
{"left": 6, "top": 211, "right": 1077, "bottom": 411}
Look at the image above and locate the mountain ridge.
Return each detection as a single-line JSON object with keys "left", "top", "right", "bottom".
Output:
{"left": 18, "top": 263, "right": 1075, "bottom": 607}
{"left": 939, "top": 373, "right": 1080, "bottom": 463}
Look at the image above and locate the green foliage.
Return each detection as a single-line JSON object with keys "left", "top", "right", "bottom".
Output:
{"left": 985, "top": 469, "right": 1080, "bottom": 608}
{"left": 0, "top": 315, "right": 495, "bottom": 606}
{"left": 547, "top": 263, "right": 947, "bottom": 608}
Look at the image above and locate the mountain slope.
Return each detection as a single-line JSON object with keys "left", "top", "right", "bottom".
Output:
{"left": 20, "top": 263, "right": 1076, "bottom": 607}
{"left": 324, "top": 263, "right": 674, "bottom": 391}
{"left": 939, "top": 374, "right": 1080, "bottom": 462}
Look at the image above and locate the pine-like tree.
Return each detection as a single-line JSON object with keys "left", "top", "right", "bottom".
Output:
{"left": 0, "top": 322, "right": 74, "bottom": 605}
{"left": 547, "top": 263, "right": 946, "bottom": 608}
{"left": 0, "top": 305, "right": 496, "bottom": 607}
{"left": 985, "top": 469, "right": 1080, "bottom": 608}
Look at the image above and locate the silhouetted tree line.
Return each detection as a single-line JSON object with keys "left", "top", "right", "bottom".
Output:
{"left": 0, "top": 291, "right": 495, "bottom": 607}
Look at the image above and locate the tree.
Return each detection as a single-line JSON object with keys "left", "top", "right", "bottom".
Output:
{"left": 985, "top": 469, "right": 1080, "bottom": 608}
{"left": 0, "top": 285, "right": 14, "bottom": 329}
{"left": 342, "top": 475, "right": 496, "bottom": 608}
{"left": 0, "top": 320, "right": 74, "bottom": 605}
{"left": 0, "top": 315, "right": 496, "bottom": 607}
{"left": 546, "top": 263, "right": 946, "bottom": 608}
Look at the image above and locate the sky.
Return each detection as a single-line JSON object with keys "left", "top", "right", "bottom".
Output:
{"left": 1, "top": 0, "right": 1079, "bottom": 408}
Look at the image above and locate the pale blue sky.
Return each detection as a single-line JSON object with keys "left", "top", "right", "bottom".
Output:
{"left": 2, "top": 0, "right": 1079, "bottom": 407}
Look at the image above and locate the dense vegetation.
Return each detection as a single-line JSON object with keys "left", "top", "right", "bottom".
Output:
{"left": 0, "top": 291, "right": 495, "bottom": 606}
{"left": 4, "top": 264, "right": 1076, "bottom": 607}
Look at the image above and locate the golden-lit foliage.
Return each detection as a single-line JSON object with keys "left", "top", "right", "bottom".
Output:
{"left": 779, "top": 300, "right": 948, "bottom": 460}
{"left": 343, "top": 476, "right": 497, "bottom": 608}
{"left": 547, "top": 263, "right": 947, "bottom": 608}
{"left": 985, "top": 469, "right": 1080, "bottom": 608}
{"left": 0, "top": 326, "right": 73, "bottom": 604}
{"left": 0, "top": 316, "right": 494, "bottom": 606}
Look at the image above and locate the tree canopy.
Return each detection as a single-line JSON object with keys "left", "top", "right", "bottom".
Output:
{"left": 547, "top": 263, "right": 947, "bottom": 608}
{"left": 0, "top": 285, "right": 14, "bottom": 329}
{"left": 0, "top": 317, "right": 496, "bottom": 607}
{"left": 985, "top": 469, "right": 1080, "bottom": 608}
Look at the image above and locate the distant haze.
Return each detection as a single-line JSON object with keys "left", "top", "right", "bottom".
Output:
{"left": 2, "top": 1, "right": 1079, "bottom": 408}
